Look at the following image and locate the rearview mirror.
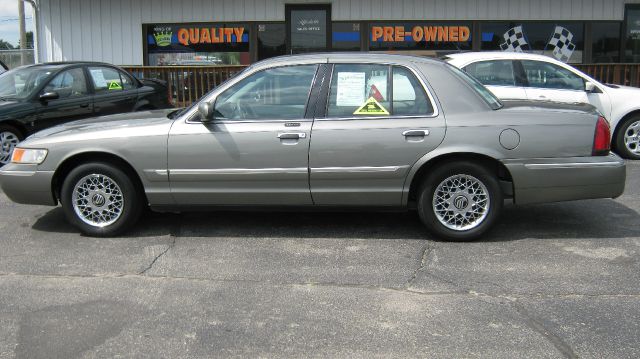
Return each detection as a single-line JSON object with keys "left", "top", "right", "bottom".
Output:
{"left": 39, "top": 91, "right": 59, "bottom": 102}
{"left": 198, "top": 102, "right": 214, "bottom": 121}
{"left": 585, "top": 81, "right": 597, "bottom": 93}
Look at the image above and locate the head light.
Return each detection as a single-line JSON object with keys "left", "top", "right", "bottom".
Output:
{"left": 11, "top": 148, "right": 48, "bottom": 164}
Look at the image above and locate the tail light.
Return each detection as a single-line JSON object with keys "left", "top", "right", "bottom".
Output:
{"left": 592, "top": 116, "right": 611, "bottom": 156}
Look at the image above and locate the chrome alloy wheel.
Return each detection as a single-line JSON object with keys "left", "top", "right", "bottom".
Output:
{"left": 432, "top": 174, "right": 490, "bottom": 231}
{"left": 623, "top": 120, "right": 640, "bottom": 155}
{"left": 72, "top": 174, "right": 124, "bottom": 227}
{"left": 0, "top": 130, "right": 20, "bottom": 165}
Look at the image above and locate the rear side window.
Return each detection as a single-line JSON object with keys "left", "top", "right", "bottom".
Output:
{"left": 463, "top": 60, "right": 516, "bottom": 86}
{"left": 88, "top": 67, "right": 135, "bottom": 93}
{"left": 327, "top": 64, "right": 433, "bottom": 117}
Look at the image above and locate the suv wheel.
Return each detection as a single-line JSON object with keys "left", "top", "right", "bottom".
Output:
{"left": 61, "top": 162, "right": 143, "bottom": 237}
{"left": 615, "top": 116, "right": 640, "bottom": 160}
{"left": 0, "top": 125, "right": 23, "bottom": 165}
{"left": 418, "top": 161, "right": 503, "bottom": 241}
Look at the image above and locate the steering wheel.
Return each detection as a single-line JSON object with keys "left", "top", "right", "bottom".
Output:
{"left": 232, "top": 101, "right": 256, "bottom": 119}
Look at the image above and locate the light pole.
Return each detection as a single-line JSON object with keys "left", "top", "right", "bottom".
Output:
{"left": 18, "top": 0, "right": 27, "bottom": 65}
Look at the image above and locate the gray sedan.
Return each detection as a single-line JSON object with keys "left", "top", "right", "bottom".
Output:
{"left": 0, "top": 54, "right": 626, "bottom": 241}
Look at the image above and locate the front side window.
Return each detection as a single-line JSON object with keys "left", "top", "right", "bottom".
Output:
{"left": 521, "top": 60, "right": 584, "bottom": 91}
{"left": 464, "top": 60, "right": 517, "bottom": 87}
{"left": 88, "top": 67, "right": 126, "bottom": 93}
{"left": 213, "top": 65, "right": 317, "bottom": 120}
{"left": 43, "top": 68, "right": 88, "bottom": 99}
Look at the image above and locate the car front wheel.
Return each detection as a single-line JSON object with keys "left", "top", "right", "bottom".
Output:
{"left": 418, "top": 161, "right": 503, "bottom": 241}
{"left": 615, "top": 116, "right": 640, "bottom": 160}
{"left": 0, "top": 124, "right": 23, "bottom": 166}
{"left": 61, "top": 162, "right": 143, "bottom": 237}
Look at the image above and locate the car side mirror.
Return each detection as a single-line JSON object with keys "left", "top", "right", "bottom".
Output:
{"left": 198, "top": 102, "right": 214, "bottom": 122}
{"left": 585, "top": 81, "right": 597, "bottom": 93}
{"left": 39, "top": 91, "right": 59, "bottom": 102}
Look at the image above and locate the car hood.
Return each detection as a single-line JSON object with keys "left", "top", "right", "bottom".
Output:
{"left": 23, "top": 109, "right": 176, "bottom": 146}
{"left": 499, "top": 100, "right": 600, "bottom": 116}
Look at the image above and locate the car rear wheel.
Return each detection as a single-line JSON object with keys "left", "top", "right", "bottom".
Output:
{"left": 61, "top": 162, "right": 143, "bottom": 237}
{"left": 615, "top": 116, "right": 640, "bottom": 160}
{"left": 0, "top": 124, "right": 23, "bottom": 166}
{"left": 417, "top": 161, "right": 503, "bottom": 241}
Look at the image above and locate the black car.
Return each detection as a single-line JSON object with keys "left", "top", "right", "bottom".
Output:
{"left": 0, "top": 62, "right": 171, "bottom": 164}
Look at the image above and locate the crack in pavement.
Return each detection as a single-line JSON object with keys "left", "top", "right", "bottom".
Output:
{"left": 137, "top": 215, "right": 182, "bottom": 275}
{"left": 406, "top": 242, "right": 434, "bottom": 287}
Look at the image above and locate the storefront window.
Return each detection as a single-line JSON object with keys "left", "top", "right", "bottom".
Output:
{"left": 592, "top": 22, "right": 621, "bottom": 63}
{"left": 624, "top": 6, "right": 640, "bottom": 62}
{"left": 258, "top": 23, "right": 286, "bottom": 61}
{"left": 146, "top": 23, "right": 250, "bottom": 66}
{"left": 480, "top": 22, "right": 584, "bottom": 63}
{"left": 333, "top": 22, "right": 361, "bottom": 51}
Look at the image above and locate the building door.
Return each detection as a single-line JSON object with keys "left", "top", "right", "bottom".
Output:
{"left": 285, "top": 4, "right": 331, "bottom": 54}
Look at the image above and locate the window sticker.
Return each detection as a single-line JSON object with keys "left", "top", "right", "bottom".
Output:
{"left": 353, "top": 97, "right": 390, "bottom": 115}
{"left": 336, "top": 72, "right": 365, "bottom": 106}
{"left": 108, "top": 81, "right": 123, "bottom": 90}
{"left": 90, "top": 69, "right": 107, "bottom": 88}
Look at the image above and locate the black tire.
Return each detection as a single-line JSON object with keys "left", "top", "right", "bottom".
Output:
{"left": 0, "top": 124, "right": 24, "bottom": 166}
{"left": 614, "top": 115, "right": 640, "bottom": 160}
{"left": 60, "top": 162, "right": 143, "bottom": 237}
{"left": 417, "top": 161, "right": 503, "bottom": 241}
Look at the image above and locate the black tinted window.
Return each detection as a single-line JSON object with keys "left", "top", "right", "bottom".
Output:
{"left": 214, "top": 65, "right": 317, "bottom": 120}
{"left": 43, "top": 68, "right": 88, "bottom": 98}
{"left": 521, "top": 60, "right": 584, "bottom": 91}
{"left": 464, "top": 60, "right": 516, "bottom": 86}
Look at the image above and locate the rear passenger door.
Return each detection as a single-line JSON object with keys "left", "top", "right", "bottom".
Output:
{"left": 308, "top": 63, "right": 446, "bottom": 206}
{"left": 88, "top": 66, "right": 139, "bottom": 116}
{"left": 462, "top": 60, "right": 527, "bottom": 100}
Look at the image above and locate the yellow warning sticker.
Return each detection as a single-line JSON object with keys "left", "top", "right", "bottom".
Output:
{"left": 108, "top": 81, "right": 123, "bottom": 90}
{"left": 353, "top": 97, "right": 389, "bottom": 116}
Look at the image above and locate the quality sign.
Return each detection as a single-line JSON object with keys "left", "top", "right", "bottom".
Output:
{"left": 177, "top": 27, "right": 247, "bottom": 45}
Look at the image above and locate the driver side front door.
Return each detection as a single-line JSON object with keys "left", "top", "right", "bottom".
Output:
{"left": 168, "top": 64, "right": 321, "bottom": 205}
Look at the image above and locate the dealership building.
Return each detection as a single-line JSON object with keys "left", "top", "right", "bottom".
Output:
{"left": 27, "top": 0, "right": 640, "bottom": 66}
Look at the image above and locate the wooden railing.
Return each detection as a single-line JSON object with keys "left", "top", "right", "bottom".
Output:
{"left": 123, "top": 63, "right": 640, "bottom": 107}
{"left": 122, "top": 65, "right": 248, "bottom": 108}
{"left": 574, "top": 63, "right": 640, "bottom": 88}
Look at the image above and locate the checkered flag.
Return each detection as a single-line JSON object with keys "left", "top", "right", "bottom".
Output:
{"left": 548, "top": 26, "right": 576, "bottom": 62}
{"left": 500, "top": 26, "right": 529, "bottom": 52}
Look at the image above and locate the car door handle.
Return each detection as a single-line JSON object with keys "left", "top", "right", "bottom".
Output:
{"left": 402, "top": 129, "right": 429, "bottom": 137}
{"left": 80, "top": 104, "right": 89, "bottom": 108}
{"left": 277, "top": 132, "right": 307, "bottom": 140}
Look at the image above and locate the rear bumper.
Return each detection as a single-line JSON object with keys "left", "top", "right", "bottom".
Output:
{"left": 502, "top": 154, "right": 626, "bottom": 205}
{"left": 0, "top": 164, "right": 57, "bottom": 206}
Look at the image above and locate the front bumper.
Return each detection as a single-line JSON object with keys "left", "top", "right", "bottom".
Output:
{"left": 502, "top": 153, "right": 626, "bottom": 205}
{"left": 0, "top": 163, "right": 57, "bottom": 206}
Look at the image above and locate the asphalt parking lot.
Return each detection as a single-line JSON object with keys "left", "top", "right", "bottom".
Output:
{"left": 0, "top": 162, "right": 638, "bottom": 358}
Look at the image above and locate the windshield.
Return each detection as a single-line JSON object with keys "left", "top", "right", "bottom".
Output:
{"left": 445, "top": 63, "right": 503, "bottom": 110}
{"left": 0, "top": 66, "right": 60, "bottom": 100}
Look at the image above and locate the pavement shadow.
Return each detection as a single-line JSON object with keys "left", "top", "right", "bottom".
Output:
{"left": 31, "top": 198, "right": 640, "bottom": 241}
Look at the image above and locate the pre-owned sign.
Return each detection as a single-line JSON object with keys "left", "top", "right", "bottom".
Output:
{"left": 371, "top": 25, "right": 470, "bottom": 42}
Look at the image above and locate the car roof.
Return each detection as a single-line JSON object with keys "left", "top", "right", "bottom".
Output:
{"left": 254, "top": 52, "right": 445, "bottom": 67}
{"left": 444, "top": 51, "right": 563, "bottom": 64}
{"left": 18, "top": 61, "right": 119, "bottom": 69}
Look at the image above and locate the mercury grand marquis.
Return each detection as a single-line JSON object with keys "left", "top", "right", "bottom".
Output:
{"left": 0, "top": 54, "right": 626, "bottom": 241}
